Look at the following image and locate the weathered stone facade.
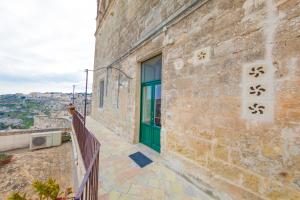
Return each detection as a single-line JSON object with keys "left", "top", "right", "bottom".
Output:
{"left": 92, "top": 0, "right": 300, "bottom": 199}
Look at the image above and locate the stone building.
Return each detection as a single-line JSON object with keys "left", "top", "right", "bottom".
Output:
{"left": 91, "top": 0, "right": 300, "bottom": 199}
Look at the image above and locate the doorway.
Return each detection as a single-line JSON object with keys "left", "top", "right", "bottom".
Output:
{"left": 140, "top": 55, "right": 162, "bottom": 152}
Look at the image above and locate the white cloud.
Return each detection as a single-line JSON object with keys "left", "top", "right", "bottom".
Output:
{"left": 0, "top": 0, "right": 96, "bottom": 94}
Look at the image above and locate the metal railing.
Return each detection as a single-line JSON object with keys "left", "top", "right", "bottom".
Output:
{"left": 72, "top": 111, "right": 100, "bottom": 200}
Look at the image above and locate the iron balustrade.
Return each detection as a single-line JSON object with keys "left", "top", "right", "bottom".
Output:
{"left": 72, "top": 111, "right": 100, "bottom": 200}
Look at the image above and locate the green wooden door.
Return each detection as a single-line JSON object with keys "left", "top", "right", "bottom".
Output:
{"left": 140, "top": 55, "right": 162, "bottom": 153}
{"left": 140, "top": 81, "right": 161, "bottom": 152}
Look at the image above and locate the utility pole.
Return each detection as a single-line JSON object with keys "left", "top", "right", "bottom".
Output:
{"left": 72, "top": 84, "right": 76, "bottom": 104}
{"left": 84, "top": 69, "right": 88, "bottom": 128}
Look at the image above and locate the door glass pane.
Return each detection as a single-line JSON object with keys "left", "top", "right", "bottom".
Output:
{"left": 154, "top": 84, "right": 161, "bottom": 127}
{"left": 142, "top": 55, "right": 162, "bottom": 83}
{"left": 142, "top": 86, "right": 151, "bottom": 125}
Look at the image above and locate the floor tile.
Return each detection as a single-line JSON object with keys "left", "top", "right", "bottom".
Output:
{"left": 85, "top": 117, "right": 213, "bottom": 200}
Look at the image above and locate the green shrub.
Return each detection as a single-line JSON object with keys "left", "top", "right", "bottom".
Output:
{"left": 0, "top": 153, "right": 9, "bottom": 160}
{"left": 7, "top": 178, "right": 72, "bottom": 200}
{"left": 62, "top": 133, "right": 71, "bottom": 143}
{"left": 7, "top": 193, "right": 27, "bottom": 200}
{"left": 0, "top": 153, "right": 13, "bottom": 166}
{"left": 32, "top": 178, "right": 60, "bottom": 200}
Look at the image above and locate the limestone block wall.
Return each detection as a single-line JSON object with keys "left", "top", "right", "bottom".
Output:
{"left": 0, "top": 129, "right": 67, "bottom": 152}
{"left": 94, "top": 0, "right": 194, "bottom": 68}
{"left": 92, "top": 0, "right": 300, "bottom": 199}
{"left": 92, "top": 0, "right": 196, "bottom": 141}
{"left": 0, "top": 133, "right": 30, "bottom": 152}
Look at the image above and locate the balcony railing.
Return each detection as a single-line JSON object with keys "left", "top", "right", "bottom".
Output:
{"left": 72, "top": 111, "right": 100, "bottom": 200}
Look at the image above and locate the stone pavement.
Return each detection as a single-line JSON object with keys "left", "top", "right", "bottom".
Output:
{"left": 86, "top": 117, "right": 214, "bottom": 200}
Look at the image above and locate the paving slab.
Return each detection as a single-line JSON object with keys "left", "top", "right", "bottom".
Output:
{"left": 86, "top": 117, "right": 214, "bottom": 200}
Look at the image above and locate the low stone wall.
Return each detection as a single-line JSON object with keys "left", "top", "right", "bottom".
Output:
{"left": 34, "top": 115, "right": 71, "bottom": 129}
{"left": 0, "top": 134, "right": 30, "bottom": 152}
{"left": 0, "top": 128, "right": 69, "bottom": 152}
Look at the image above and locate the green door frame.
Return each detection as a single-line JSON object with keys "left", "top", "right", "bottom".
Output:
{"left": 140, "top": 80, "right": 161, "bottom": 152}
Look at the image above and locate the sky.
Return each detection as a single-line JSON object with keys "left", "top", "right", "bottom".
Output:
{"left": 0, "top": 0, "right": 96, "bottom": 94}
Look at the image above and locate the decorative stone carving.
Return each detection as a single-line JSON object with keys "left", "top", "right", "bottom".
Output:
{"left": 248, "top": 103, "right": 265, "bottom": 114}
{"left": 249, "top": 85, "right": 266, "bottom": 96}
{"left": 241, "top": 61, "right": 274, "bottom": 122}
{"left": 197, "top": 51, "right": 207, "bottom": 60}
{"left": 249, "top": 66, "right": 265, "bottom": 78}
{"left": 193, "top": 47, "right": 211, "bottom": 65}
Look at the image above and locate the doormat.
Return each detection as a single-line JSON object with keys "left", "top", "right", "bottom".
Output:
{"left": 129, "top": 151, "right": 153, "bottom": 168}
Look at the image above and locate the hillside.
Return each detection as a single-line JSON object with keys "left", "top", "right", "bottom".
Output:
{"left": 0, "top": 93, "right": 91, "bottom": 130}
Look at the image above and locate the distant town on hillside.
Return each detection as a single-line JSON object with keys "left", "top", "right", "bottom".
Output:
{"left": 0, "top": 92, "right": 91, "bottom": 131}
